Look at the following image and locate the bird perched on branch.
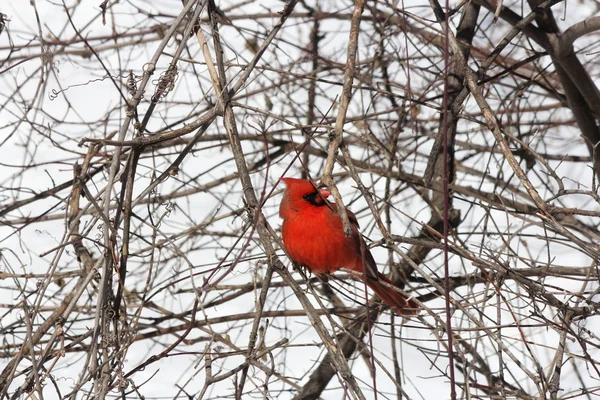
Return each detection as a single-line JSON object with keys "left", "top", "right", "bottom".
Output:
{"left": 279, "top": 177, "right": 418, "bottom": 316}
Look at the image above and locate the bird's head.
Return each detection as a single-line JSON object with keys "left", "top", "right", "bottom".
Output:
{"left": 280, "top": 178, "right": 331, "bottom": 218}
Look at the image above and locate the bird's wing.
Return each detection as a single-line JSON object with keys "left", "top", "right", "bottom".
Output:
{"left": 357, "top": 235, "right": 379, "bottom": 281}
{"left": 328, "top": 202, "right": 379, "bottom": 280}
{"left": 327, "top": 201, "right": 360, "bottom": 227}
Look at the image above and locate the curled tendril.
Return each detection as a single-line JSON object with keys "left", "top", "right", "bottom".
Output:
{"left": 49, "top": 73, "right": 132, "bottom": 101}
{"left": 151, "top": 65, "right": 178, "bottom": 103}
{"left": 126, "top": 69, "right": 137, "bottom": 96}
{"left": 49, "top": 88, "right": 60, "bottom": 101}
{"left": 0, "top": 13, "right": 8, "bottom": 36}
{"left": 142, "top": 62, "right": 155, "bottom": 74}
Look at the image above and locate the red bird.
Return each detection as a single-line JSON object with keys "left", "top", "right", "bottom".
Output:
{"left": 279, "top": 177, "right": 418, "bottom": 316}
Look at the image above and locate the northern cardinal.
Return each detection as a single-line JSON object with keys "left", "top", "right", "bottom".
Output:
{"left": 279, "top": 177, "right": 418, "bottom": 316}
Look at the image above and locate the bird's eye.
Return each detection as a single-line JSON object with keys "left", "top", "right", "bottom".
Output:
{"left": 303, "top": 192, "right": 318, "bottom": 201}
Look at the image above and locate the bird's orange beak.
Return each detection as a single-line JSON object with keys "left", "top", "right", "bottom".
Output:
{"left": 317, "top": 186, "right": 331, "bottom": 198}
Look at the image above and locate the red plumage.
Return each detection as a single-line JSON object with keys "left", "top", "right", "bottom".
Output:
{"left": 279, "top": 177, "right": 418, "bottom": 316}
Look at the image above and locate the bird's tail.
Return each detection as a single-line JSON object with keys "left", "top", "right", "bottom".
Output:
{"left": 364, "top": 274, "right": 419, "bottom": 316}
